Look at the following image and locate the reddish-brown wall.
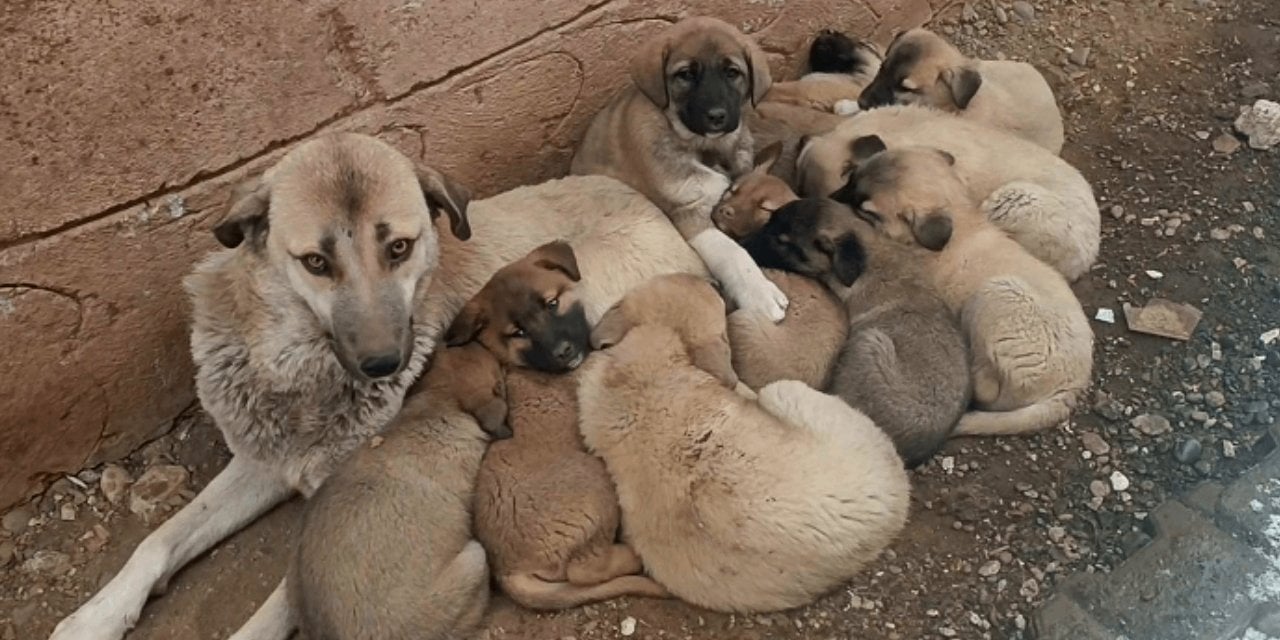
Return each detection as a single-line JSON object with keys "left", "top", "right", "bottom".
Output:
{"left": 0, "top": 0, "right": 936, "bottom": 509}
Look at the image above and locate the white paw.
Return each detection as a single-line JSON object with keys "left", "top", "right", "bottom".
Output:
{"left": 50, "top": 598, "right": 137, "bottom": 640}
{"left": 833, "top": 99, "right": 862, "bottom": 116}
{"left": 731, "top": 276, "right": 789, "bottom": 323}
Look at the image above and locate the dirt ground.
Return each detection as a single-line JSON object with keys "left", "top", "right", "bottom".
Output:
{"left": 3, "top": 0, "right": 1280, "bottom": 638}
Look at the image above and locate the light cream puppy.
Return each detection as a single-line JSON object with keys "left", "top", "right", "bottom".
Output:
{"left": 858, "top": 28, "right": 1064, "bottom": 154}
{"left": 800, "top": 107, "right": 1099, "bottom": 281}
{"left": 579, "top": 275, "right": 910, "bottom": 613}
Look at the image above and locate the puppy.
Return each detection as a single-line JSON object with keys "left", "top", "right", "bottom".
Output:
{"left": 859, "top": 28, "right": 1064, "bottom": 154}
{"left": 726, "top": 269, "right": 848, "bottom": 391}
{"left": 838, "top": 145, "right": 1093, "bottom": 436}
{"left": 743, "top": 198, "right": 970, "bottom": 467}
{"left": 455, "top": 243, "right": 669, "bottom": 610}
{"left": 572, "top": 17, "right": 791, "bottom": 323}
{"left": 800, "top": 108, "right": 1099, "bottom": 281}
{"left": 580, "top": 275, "right": 910, "bottom": 613}
{"left": 712, "top": 142, "right": 799, "bottom": 241}
{"left": 288, "top": 342, "right": 509, "bottom": 640}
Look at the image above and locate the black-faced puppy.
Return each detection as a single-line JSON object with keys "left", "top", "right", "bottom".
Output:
{"left": 445, "top": 240, "right": 591, "bottom": 372}
{"left": 289, "top": 342, "right": 508, "bottom": 640}
{"left": 859, "top": 28, "right": 1064, "bottom": 153}
{"left": 743, "top": 198, "right": 970, "bottom": 466}
{"left": 572, "top": 16, "right": 791, "bottom": 323}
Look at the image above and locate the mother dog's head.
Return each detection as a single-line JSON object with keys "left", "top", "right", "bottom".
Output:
{"left": 631, "top": 16, "right": 772, "bottom": 137}
{"left": 212, "top": 133, "right": 472, "bottom": 381}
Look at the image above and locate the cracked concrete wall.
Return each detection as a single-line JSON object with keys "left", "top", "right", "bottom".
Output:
{"left": 0, "top": 0, "right": 936, "bottom": 509}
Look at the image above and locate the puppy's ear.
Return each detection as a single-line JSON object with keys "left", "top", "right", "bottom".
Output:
{"left": 753, "top": 141, "right": 784, "bottom": 174}
{"left": 935, "top": 149, "right": 957, "bottom": 166}
{"left": 940, "top": 66, "right": 983, "bottom": 109}
{"left": 444, "top": 300, "right": 486, "bottom": 347}
{"left": 417, "top": 166, "right": 473, "bottom": 241}
{"left": 689, "top": 338, "right": 739, "bottom": 389}
{"left": 912, "top": 212, "right": 953, "bottom": 251}
{"left": 213, "top": 177, "right": 270, "bottom": 249}
{"left": 590, "top": 303, "right": 633, "bottom": 350}
{"left": 473, "top": 397, "right": 512, "bottom": 440}
{"left": 831, "top": 233, "right": 867, "bottom": 285}
{"left": 849, "top": 135, "right": 888, "bottom": 165}
{"left": 741, "top": 36, "right": 773, "bottom": 106}
{"left": 530, "top": 240, "right": 581, "bottom": 282}
{"left": 630, "top": 35, "right": 670, "bottom": 108}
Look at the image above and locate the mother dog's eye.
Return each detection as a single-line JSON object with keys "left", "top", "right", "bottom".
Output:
{"left": 387, "top": 238, "right": 414, "bottom": 263}
{"left": 300, "top": 253, "right": 331, "bottom": 277}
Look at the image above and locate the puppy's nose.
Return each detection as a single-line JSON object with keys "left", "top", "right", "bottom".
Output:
{"left": 359, "top": 353, "right": 402, "bottom": 378}
{"left": 706, "top": 108, "right": 728, "bottom": 129}
{"left": 554, "top": 342, "right": 577, "bottom": 362}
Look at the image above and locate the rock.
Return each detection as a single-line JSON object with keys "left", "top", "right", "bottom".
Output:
{"left": 1235, "top": 99, "right": 1280, "bottom": 150}
{"left": 1068, "top": 47, "right": 1090, "bottom": 67}
{"left": 1210, "top": 227, "right": 1233, "bottom": 241}
{"left": 1080, "top": 432, "right": 1111, "bottom": 456}
{"left": 100, "top": 464, "right": 132, "bottom": 506}
{"left": 23, "top": 549, "right": 72, "bottom": 576}
{"left": 1110, "top": 204, "right": 1125, "bottom": 219}
{"left": 1090, "top": 480, "right": 1111, "bottom": 499}
{"left": 962, "top": 2, "right": 979, "bottom": 23}
{"left": 1011, "top": 1, "right": 1035, "bottom": 21}
{"left": 1206, "top": 391, "right": 1226, "bottom": 408}
{"left": 1, "top": 507, "right": 31, "bottom": 535}
{"left": 994, "top": 5, "right": 1009, "bottom": 23}
{"left": 1223, "top": 441, "right": 1237, "bottom": 458}
{"left": 1123, "top": 299, "right": 1202, "bottom": 341}
{"left": 1254, "top": 602, "right": 1280, "bottom": 636}
{"left": 1212, "top": 133, "right": 1242, "bottom": 155}
{"left": 620, "top": 616, "right": 637, "bottom": 637}
{"left": 0, "top": 540, "right": 14, "bottom": 568}
{"left": 1110, "top": 471, "right": 1131, "bottom": 492}
{"left": 59, "top": 503, "right": 76, "bottom": 521}
{"left": 129, "top": 465, "right": 190, "bottom": 521}
{"left": 1131, "top": 413, "right": 1172, "bottom": 436}
{"left": 1047, "top": 526, "right": 1066, "bottom": 543}
{"left": 1242, "top": 82, "right": 1272, "bottom": 100}
{"left": 1191, "top": 410, "right": 1211, "bottom": 423}
{"left": 978, "top": 559, "right": 1002, "bottom": 576}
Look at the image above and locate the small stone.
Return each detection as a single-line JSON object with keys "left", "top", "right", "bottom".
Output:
{"left": 1254, "top": 602, "right": 1280, "bottom": 636}
{"left": 1131, "top": 413, "right": 1171, "bottom": 436}
{"left": 1109, "top": 204, "right": 1125, "bottom": 219}
{"left": 1213, "top": 133, "right": 1242, "bottom": 154}
{"left": 1211, "top": 228, "right": 1232, "bottom": 240}
{"left": 130, "top": 465, "right": 190, "bottom": 522}
{"left": 100, "top": 464, "right": 132, "bottom": 506}
{"left": 1145, "top": 270, "right": 1163, "bottom": 280}
{"left": 1095, "top": 308, "right": 1116, "bottom": 324}
{"left": 1011, "top": 1, "right": 1035, "bottom": 21}
{"left": 1015, "top": 614, "right": 1027, "bottom": 631}
{"left": 1253, "top": 227, "right": 1266, "bottom": 240}
{"left": 1236, "top": 99, "right": 1280, "bottom": 150}
{"left": 0, "top": 540, "right": 14, "bottom": 568}
{"left": 961, "top": 2, "right": 979, "bottom": 22}
{"left": 620, "top": 616, "right": 637, "bottom": 636}
{"left": 1206, "top": 391, "right": 1226, "bottom": 408}
{"left": 1019, "top": 578, "right": 1040, "bottom": 599}
{"left": 978, "top": 559, "right": 1001, "bottom": 577}
{"left": 1191, "top": 410, "right": 1211, "bottom": 423}
{"left": 1068, "top": 47, "right": 1090, "bottom": 67}
{"left": 2, "top": 507, "right": 31, "bottom": 535}
{"left": 23, "top": 549, "right": 72, "bottom": 576}
{"left": 59, "top": 503, "right": 76, "bottom": 522}
{"left": 1110, "top": 471, "right": 1131, "bottom": 492}
{"left": 1047, "top": 526, "right": 1066, "bottom": 543}
{"left": 1090, "top": 480, "right": 1111, "bottom": 498}
{"left": 1080, "top": 432, "right": 1111, "bottom": 456}
{"left": 1263, "top": 328, "right": 1280, "bottom": 345}
{"left": 941, "top": 456, "right": 955, "bottom": 473}
{"left": 939, "top": 627, "right": 958, "bottom": 638}
{"left": 1223, "top": 440, "right": 1237, "bottom": 458}
{"left": 1195, "top": 130, "right": 1211, "bottom": 140}
{"left": 994, "top": 5, "right": 1008, "bottom": 23}
{"left": 1243, "top": 201, "right": 1257, "bottom": 213}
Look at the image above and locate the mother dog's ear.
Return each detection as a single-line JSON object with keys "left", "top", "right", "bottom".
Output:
{"left": 213, "top": 177, "right": 270, "bottom": 250}
{"left": 631, "top": 35, "right": 670, "bottom": 109}
{"left": 741, "top": 36, "right": 773, "bottom": 107}
{"left": 417, "top": 166, "right": 472, "bottom": 241}
{"left": 445, "top": 300, "right": 486, "bottom": 347}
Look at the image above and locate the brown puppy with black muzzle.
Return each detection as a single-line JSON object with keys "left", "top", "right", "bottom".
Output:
{"left": 453, "top": 243, "right": 670, "bottom": 611}
{"left": 289, "top": 342, "right": 510, "bottom": 640}
{"left": 834, "top": 144, "right": 1093, "bottom": 437}
{"left": 858, "top": 28, "right": 1064, "bottom": 154}
{"left": 572, "top": 16, "right": 791, "bottom": 324}
{"left": 742, "top": 197, "right": 970, "bottom": 467}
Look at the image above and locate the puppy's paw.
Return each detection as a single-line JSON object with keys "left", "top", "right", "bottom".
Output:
{"left": 732, "top": 275, "right": 789, "bottom": 323}
{"left": 833, "top": 99, "right": 861, "bottom": 116}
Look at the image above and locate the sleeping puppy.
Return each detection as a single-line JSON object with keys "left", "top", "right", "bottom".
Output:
{"left": 572, "top": 17, "right": 791, "bottom": 323}
{"left": 743, "top": 198, "right": 970, "bottom": 466}
{"left": 858, "top": 28, "right": 1064, "bottom": 154}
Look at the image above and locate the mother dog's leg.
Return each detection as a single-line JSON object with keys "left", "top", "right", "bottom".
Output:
{"left": 672, "top": 168, "right": 789, "bottom": 322}
{"left": 51, "top": 456, "right": 293, "bottom": 640}
{"left": 227, "top": 579, "right": 294, "bottom": 640}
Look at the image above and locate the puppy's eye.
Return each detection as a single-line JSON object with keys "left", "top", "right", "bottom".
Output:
{"left": 547, "top": 296, "right": 560, "bottom": 310}
{"left": 724, "top": 66, "right": 743, "bottom": 80}
{"left": 508, "top": 327, "right": 527, "bottom": 339}
{"left": 300, "top": 253, "right": 331, "bottom": 277}
{"left": 857, "top": 208, "right": 884, "bottom": 224}
{"left": 674, "top": 67, "right": 696, "bottom": 82}
{"left": 387, "top": 238, "right": 414, "bottom": 263}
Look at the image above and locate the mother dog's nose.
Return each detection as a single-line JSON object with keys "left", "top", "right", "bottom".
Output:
{"left": 359, "top": 353, "right": 402, "bottom": 378}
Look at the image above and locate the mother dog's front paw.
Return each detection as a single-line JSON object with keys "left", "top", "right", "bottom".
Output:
{"left": 732, "top": 277, "right": 789, "bottom": 323}
{"left": 50, "top": 604, "right": 135, "bottom": 640}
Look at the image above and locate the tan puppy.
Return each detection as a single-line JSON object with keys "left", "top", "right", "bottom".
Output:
{"left": 579, "top": 275, "right": 910, "bottom": 613}
{"left": 572, "top": 17, "right": 791, "bottom": 323}
{"left": 289, "top": 342, "right": 509, "bottom": 640}
{"left": 742, "top": 198, "right": 970, "bottom": 466}
{"left": 843, "top": 146, "right": 1093, "bottom": 436}
{"left": 726, "top": 269, "right": 847, "bottom": 391}
{"left": 859, "top": 28, "right": 1064, "bottom": 154}
{"left": 800, "top": 107, "right": 1099, "bottom": 281}
{"left": 456, "top": 244, "right": 668, "bottom": 610}
{"left": 712, "top": 142, "right": 800, "bottom": 241}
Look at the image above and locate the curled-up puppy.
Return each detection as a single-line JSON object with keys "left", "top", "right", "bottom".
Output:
{"left": 580, "top": 274, "right": 910, "bottom": 613}
{"left": 452, "top": 242, "right": 669, "bottom": 610}
{"left": 800, "top": 110, "right": 1099, "bottom": 281}
{"left": 288, "top": 342, "right": 510, "bottom": 640}
{"left": 838, "top": 145, "right": 1093, "bottom": 436}
{"left": 726, "top": 268, "right": 848, "bottom": 391}
{"left": 859, "top": 28, "right": 1064, "bottom": 154}
{"left": 742, "top": 198, "right": 970, "bottom": 467}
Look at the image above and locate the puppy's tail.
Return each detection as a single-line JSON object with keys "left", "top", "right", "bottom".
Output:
{"left": 954, "top": 389, "right": 1079, "bottom": 437}
{"left": 499, "top": 572, "right": 670, "bottom": 611}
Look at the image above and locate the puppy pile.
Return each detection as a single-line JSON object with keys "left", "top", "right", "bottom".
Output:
{"left": 50, "top": 16, "right": 1100, "bottom": 640}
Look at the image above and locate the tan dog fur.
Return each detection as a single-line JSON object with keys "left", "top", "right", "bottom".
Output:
{"left": 288, "top": 343, "right": 507, "bottom": 640}
{"left": 712, "top": 142, "right": 800, "bottom": 241}
{"left": 859, "top": 28, "right": 1064, "bottom": 154}
{"left": 800, "top": 106, "right": 1099, "bottom": 281}
{"left": 846, "top": 146, "right": 1093, "bottom": 436}
{"left": 726, "top": 269, "right": 848, "bottom": 391}
{"left": 577, "top": 275, "right": 910, "bottom": 613}
{"left": 572, "top": 16, "right": 791, "bottom": 323}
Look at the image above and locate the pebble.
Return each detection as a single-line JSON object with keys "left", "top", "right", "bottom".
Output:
{"left": 1213, "top": 133, "right": 1242, "bottom": 154}
{"left": 1110, "top": 471, "right": 1131, "bottom": 492}
{"left": 0, "top": 540, "right": 14, "bottom": 568}
{"left": 1080, "top": 432, "right": 1111, "bottom": 456}
{"left": 1, "top": 507, "right": 31, "bottom": 535}
{"left": 100, "top": 464, "right": 132, "bottom": 506}
{"left": 1223, "top": 441, "right": 1237, "bottom": 458}
{"left": 1210, "top": 228, "right": 1232, "bottom": 241}
{"left": 1131, "top": 413, "right": 1171, "bottom": 436}
{"left": 1109, "top": 204, "right": 1125, "bottom": 219}
{"left": 620, "top": 616, "right": 637, "bottom": 636}
{"left": 939, "top": 627, "right": 958, "bottom": 637}
{"left": 60, "top": 503, "right": 76, "bottom": 522}
{"left": 23, "top": 549, "right": 71, "bottom": 576}
{"left": 130, "top": 465, "right": 190, "bottom": 521}
{"left": 1068, "top": 47, "right": 1091, "bottom": 67}
{"left": 941, "top": 457, "right": 955, "bottom": 473}
{"left": 978, "top": 559, "right": 1002, "bottom": 577}
{"left": 1047, "top": 526, "right": 1066, "bottom": 543}
{"left": 994, "top": 5, "right": 1008, "bottom": 23}
{"left": 1090, "top": 480, "right": 1111, "bottom": 498}
{"left": 1206, "top": 391, "right": 1226, "bottom": 408}
{"left": 1011, "top": 1, "right": 1035, "bottom": 21}
{"left": 1235, "top": 99, "right": 1280, "bottom": 150}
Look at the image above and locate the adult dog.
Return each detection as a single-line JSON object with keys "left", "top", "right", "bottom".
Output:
{"left": 50, "top": 133, "right": 707, "bottom": 640}
{"left": 572, "top": 16, "right": 791, "bottom": 322}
